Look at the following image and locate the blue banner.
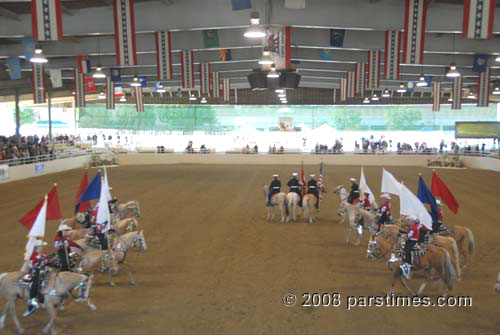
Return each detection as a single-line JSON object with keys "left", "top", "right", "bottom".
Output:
{"left": 6, "top": 57, "right": 21, "bottom": 80}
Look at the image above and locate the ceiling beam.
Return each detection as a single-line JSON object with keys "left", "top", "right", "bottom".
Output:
{"left": 0, "top": 6, "right": 20, "bottom": 21}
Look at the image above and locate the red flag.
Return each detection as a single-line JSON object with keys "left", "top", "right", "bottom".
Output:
{"left": 300, "top": 160, "right": 306, "bottom": 197}
{"left": 84, "top": 77, "right": 96, "bottom": 93}
{"left": 431, "top": 171, "right": 459, "bottom": 214}
{"left": 20, "top": 185, "right": 62, "bottom": 229}
{"left": 76, "top": 169, "right": 90, "bottom": 213}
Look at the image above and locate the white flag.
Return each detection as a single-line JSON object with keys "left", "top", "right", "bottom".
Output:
{"left": 28, "top": 197, "right": 47, "bottom": 238}
{"left": 24, "top": 236, "right": 37, "bottom": 261}
{"left": 104, "top": 167, "right": 112, "bottom": 201}
{"left": 360, "top": 167, "right": 377, "bottom": 207}
{"left": 96, "top": 175, "right": 111, "bottom": 233}
{"left": 400, "top": 183, "right": 432, "bottom": 230}
{"left": 285, "top": 0, "right": 305, "bottom": 9}
{"left": 49, "top": 69, "right": 63, "bottom": 88}
{"left": 381, "top": 168, "right": 401, "bottom": 197}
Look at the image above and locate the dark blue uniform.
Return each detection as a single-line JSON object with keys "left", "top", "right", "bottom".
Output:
{"left": 287, "top": 178, "right": 302, "bottom": 206}
{"left": 267, "top": 179, "right": 281, "bottom": 206}
{"left": 307, "top": 179, "right": 319, "bottom": 209}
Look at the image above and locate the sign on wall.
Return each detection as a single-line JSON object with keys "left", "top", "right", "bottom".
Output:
{"left": 35, "top": 163, "right": 45, "bottom": 174}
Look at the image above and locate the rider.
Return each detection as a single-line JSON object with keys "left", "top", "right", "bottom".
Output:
{"left": 54, "top": 224, "right": 82, "bottom": 271}
{"left": 287, "top": 172, "right": 302, "bottom": 206}
{"left": 347, "top": 178, "right": 360, "bottom": 204}
{"left": 267, "top": 174, "right": 281, "bottom": 207}
{"left": 307, "top": 174, "right": 319, "bottom": 209}
{"left": 432, "top": 199, "right": 445, "bottom": 233}
{"left": 400, "top": 216, "right": 420, "bottom": 278}
{"left": 360, "top": 191, "right": 371, "bottom": 211}
{"left": 23, "top": 239, "right": 48, "bottom": 317}
{"left": 377, "top": 193, "right": 392, "bottom": 228}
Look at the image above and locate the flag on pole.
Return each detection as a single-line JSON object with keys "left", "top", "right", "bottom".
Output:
{"left": 6, "top": 57, "right": 21, "bottom": 80}
{"left": 202, "top": 29, "right": 220, "bottom": 48}
{"left": 472, "top": 54, "right": 489, "bottom": 73}
{"left": 366, "top": 50, "right": 381, "bottom": 90}
{"left": 32, "top": 63, "right": 46, "bottom": 104}
{"left": 400, "top": 183, "right": 432, "bottom": 230}
{"left": 75, "top": 169, "right": 90, "bottom": 213}
{"left": 74, "top": 69, "right": 85, "bottom": 108}
{"left": 463, "top": 0, "right": 496, "bottom": 39}
{"left": 110, "top": 67, "right": 121, "bottom": 82}
{"left": 49, "top": 69, "right": 62, "bottom": 88}
{"left": 417, "top": 175, "right": 439, "bottom": 222}
{"left": 300, "top": 160, "right": 306, "bottom": 197}
{"left": 384, "top": 30, "right": 401, "bottom": 80}
{"left": 360, "top": 167, "right": 377, "bottom": 207}
{"left": 212, "top": 72, "right": 220, "bottom": 98}
{"left": 20, "top": 185, "right": 61, "bottom": 229}
{"left": 155, "top": 31, "right": 173, "bottom": 80}
{"left": 477, "top": 67, "right": 490, "bottom": 107}
{"left": 355, "top": 63, "right": 366, "bottom": 97}
{"left": 78, "top": 171, "right": 101, "bottom": 205}
{"left": 84, "top": 77, "right": 96, "bottom": 93}
{"left": 431, "top": 171, "right": 459, "bottom": 214}
{"left": 381, "top": 168, "right": 401, "bottom": 197}
{"left": 103, "top": 167, "right": 112, "bottom": 201}
{"left": 346, "top": 71, "right": 355, "bottom": 98}
{"left": 77, "top": 55, "right": 91, "bottom": 74}
{"left": 318, "top": 159, "right": 324, "bottom": 193}
{"left": 451, "top": 76, "right": 462, "bottom": 110}
{"left": 320, "top": 49, "right": 333, "bottom": 60}
{"left": 25, "top": 196, "right": 47, "bottom": 261}
{"left": 222, "top": 78, "right": 231, "bottom": 102}
{"left": 106, "top": 76, "right": 115, "bottom": 110}
{"left": 135, "top": 86, "right": 144, "bottom": 112}
{"left": 180, "top": 50, "right": 194, "bottom": 89}
{"left": 402, "top": 0, "right": 428, "bottom": 64}
{"left": 96, "top": 173, "right": 112, "bottom": 234}
{"left": 340, "top": 78, "right": 347, "bottom": 102}
{"left": 432, "top": 82, "right": 441, "bottom": 112}
{"left": 218, "top": 49, "right": 232, "bottom": 61}
{"left": 200, "top": 63, "right": 211, "bottom": 96}
{"left": 22, "top": 36, "right": 36, "bottom": 61}
{"left": 330, "top": 29, "right": 345, "bottom": 47}
{"left": 113, "top": 0, "right": 138, "bottom": 66}
{"left": 31, "top": 0, "right": 63, "bottom": 41}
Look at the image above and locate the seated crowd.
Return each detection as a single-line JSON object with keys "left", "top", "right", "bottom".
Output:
{"left": 0, "top": 135, "right": 54, "bottom": 163}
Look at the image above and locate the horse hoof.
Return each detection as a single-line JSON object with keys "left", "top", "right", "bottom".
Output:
{"left": 130, "top": 280, "right": 136, "bottom": 286}
{"left": 89, "top": 304, "right": 97, "bottom": 311}
{"left": 109, "top": 282, "right": 116, "bottom": 287}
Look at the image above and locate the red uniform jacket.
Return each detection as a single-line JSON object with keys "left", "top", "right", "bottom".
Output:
{"left": 437, "top": 207, "right": 443, "bottom": 221}
{"left": 54, "top": 235, "right": 78, "bottom": 250}
{"left": 362, "top": 196, "right": 371, "bottom": 209}
{"left": 407, "top": 224, "right": 420, "bottom": 241}
{"left": 30, "top": 251, "right": 47, "bottom": 269}
{"left": 380, "top": 199, "right": 391, "bottom": 215}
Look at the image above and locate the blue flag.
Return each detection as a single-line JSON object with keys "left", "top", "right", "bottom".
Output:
{"left": 110, "top": 67, "right": 121, "bottom": 82}
{"left": 138, "top": 75, "right": 148, "bottom": 88}
{"left": 79, "top": 172, "right": 101, "bottom": 203}
{"left": 424, "top": 76, "right": 432, "bottom": 87}
{"left": 330, "top": 29, "right": 345, "bottom": 47}
{"left": 417, "top": 175, "right": 438, "bottom": 222}
{"left": 472, "top": 54, "right": 488, "bottom": 73}
{"left": 6, "top": 57, "right": 21, "bottom": 80}
{"left": 231, "top": 0, "right": 252, "bottom": 10}
{"left": 321, "top": 49, "right": 333, "bottom": 60}
{"left": 22, "top": 36, "right": 35, "bottom": 61}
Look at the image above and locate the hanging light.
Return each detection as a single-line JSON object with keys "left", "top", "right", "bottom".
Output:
{"left": 275, "top": 89, "right": 285, "bottom": 94}
{"left": 278, "top": 93, "right": 286, "bottom": 98}
{"left": 120, "top": 95, "right": 126, "bottom": 102}
{"left": 446, "top": 63, "right": 460, "bottom": 77}
{"left": 201, "top": 97, "right": 207, "bottom": 104}
{"left": 130, "top": 77, "right": 141, "bottom": 87}
{"left": 267, "top": 64, "right": 279, "bottom": 78}
{"left": 496, "top": 55, "right": 500, "bottom": 62}
{"left": 467, "top": 91, "right": 476, "bottom": 99}
{"left": 258, "top": 50, "right": 273, "bottom": 65}
{"left": 98, "top": 92, "right": 106, "bottom": 99}
{"left": 93, "top": 65, "right": 106, "bottom": 78}
{"left": 281, "top": 99, "right": 288, "bottom": 104}
{"left": 156, "top": 83, "right": 166, "bottom": 93}
{"left": 493, "top": 86, "right": 500, "bottom": 95}
{"left": 72, "top": 91, "right": 76, "bottom": 95}
{"left": 244, "top": 12, "right": 266, "bottom": 38}
{"left": 30, "top": 48, "right": 48, "bottom": 63}
{"left": 189, "top": 94, "right": 197, "bottom": 101}
{"left": 371, "top": 94, "right": 379, "bottom": 101}
{"left": 382, "top": 89, "right": 390, "bottom": 98}
{"left": 397, "top": 83, "right": 406, "bottom": 93}
{"left": 363, "top": 97, "right": 370, "bottom": 104}
{"left": 416, "top": 74, "right": 427, "bottom": 87}
{"left": 448, "top": 95, "right": 453, "bottom": 102}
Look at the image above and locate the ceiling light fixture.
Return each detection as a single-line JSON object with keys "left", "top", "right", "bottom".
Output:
{"left": 30, "top": 48, "right": 48, "bottom": 63}
{"left": 130, "top": 77, "right": 141, "bottom": 87}
{"left": 120, "top": 96, "right": 126, "bottom": 102}
{"left": 258, "top": 50, "right": 273, "bottom": 65}
{"left": 397, "top": 83, "right": 406, "bottom": 93}
{"left": 493, "top": 86, "right": 500, "bottom": 95}
{"left": 189, "top": 94, "right": 197, "bottom": 101}
{"left": 496, "top": 55, "right": 500, "bottom": 62}
{"left": 201, "top": 97, "right": 207, "bottom": 104}
{"left": 448, "top": 96, "right": 453, "bottom": 102}
{"left": 281, "top": 99, "right": 288, "bottom": 104}
{"left": 467, "top": 92, "right": 476, "bottom": 99}
{"left": 156, "top": 83, "right": 166, "bottom": 93}
{"left": 98, "top": 92, "right": 105, "bottom": 99}
{"left": 382, "top": 89, "right": 390, "bottom": 98}
{"left": 267, "top": 64, "right": 279, "bottom": 78}
{"left": 278, "top": 93, "right": 286, "bottom": 98}
{"left": 244, "top": 11, "right": 266, "bottom": 38}
{"left": 275, "top": 89, "right": 285, "bottom": 94}
{"left": 416, "top": 74, "right": 427, "bottom": 87}
{"left": 93, "top": 65, "right": 106, "bottom": 78}
{"left": 371, "top": 94, "right": 379, "bottom": 101}
{"left": 363, "top": 97, "right": 370, "bottom": 104}
{"left": 446, "top": 63, "right": 460, "bottom": 77}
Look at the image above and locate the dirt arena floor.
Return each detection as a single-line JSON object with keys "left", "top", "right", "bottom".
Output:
{"left": 0, "top": 164, "right": 498, "bottom": 335}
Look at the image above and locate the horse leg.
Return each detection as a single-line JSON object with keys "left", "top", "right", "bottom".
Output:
{"left": 6, "top": 300, "right": 24, "bottom": 334}
{"left": 459, "top": 237, "right": 469, "bottom": 269}
{"left": 0, "top": 301, "right": 9, "bottom": 329}
{"left": 345, "top": 227, "right": 351, "bottom": 244}
{"left": 280, "top": 205, "right": 285, "bottom": 223}
{"left": 121, "top": 263, "right": 136, "bottom": 286}
{"left": 399, "top": 276, "right": 417, "bottom": 297}
{"left": 43, "top": 302, "right": 57, "bottom": 335}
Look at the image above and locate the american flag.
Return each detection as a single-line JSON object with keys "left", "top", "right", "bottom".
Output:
{"left": 318, "top": 159, "right": 324, "bottom": 192}
{"left": 300, "top": 160, "right": 306, "bottom": 197}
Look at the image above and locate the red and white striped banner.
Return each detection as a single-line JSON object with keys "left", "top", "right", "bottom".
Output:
{"left": 432, "top": 82, "right": 441, "bottom": 112}
{"left": 74, "top": 69, "right": 85, "bottom": 108}
{"left": 366, "top": 50, "right": 381, "bottom": 90}
{"left": 451, "top": 76, "right": 462, "bottom": 110}
{"left": 463, "top": 0, "right": 496, "bottom": 39}
{"left": 384, "top": 30, "right": 401, "bottom": 80}
{"left": 212, "top": 72, "right": 220, "bottom": 98}
{"left": 346, "top": 71, "right": 355, "bottom": 98}
{"left": 135, "top": 86, "right": 144, "bottom": 112}
{"left": 340, "top": 78, "right": 347, "bottom": 102}
{"left": 180, "top": 50, "right": 194, "bottom": 89}
{"left": 222, "top": 78, "right": 231, "bottom": 102}
{"left": 284, "top": 26, "right": 292, "bottom": 69}
{"left": 32, "top": 63, "right": 46, "bottom": 104}
{"left": 106, "top": 77, "right": 115, "bottom": 110}
{"left": 31, "top": 0, "right": 63, "bottom": 41}
{"left": 402, "top": 0, "right": 427, "bottom": 64}
{"left": 355, "top": 63, "right": 366, "bottom": 96}
{"left": 113, "top": 0, "right": 138, "bottom": 66}
{"left": 477, "top": 67, "right": 490, "bottom": 107}
{"left": 200, "top": 63, "right": 211, "bottom": 96}
{"left": 155, "top": 31, "right": 173, "bottom": 80}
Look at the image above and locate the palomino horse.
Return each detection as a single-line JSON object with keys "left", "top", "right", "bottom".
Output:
{"left": 302, "top": 194, "right": 318, "bottom": 224}
{"left": 0, "top": 268, "right": 95, "bottom": 335}
{"left": 333, "top": 185, "right": 348, "bottom": 224}
{"left": 441, "top": 225, "right": 475, "bottom": 268}
{"left": 113, "top": 201, "right": 141, "bottom": 220}
{"left": 367, "top": 234, "right": 457, "bottom": 296}
{"left": 285, "top": 192, "right": 300, "bottom": 222}
{"left": 338, "top": 201, "right": 363, "bottom": 245}
{"left": 65, "top": 218, "right": 138, "bottom": 243}
{"left": 263, "top": 186, "right": 286, "bottom": 223}
{"left": 79, "top": 231, "right": 147, "bottom": 286}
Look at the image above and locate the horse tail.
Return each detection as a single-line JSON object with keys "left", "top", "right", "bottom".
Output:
{"left": 442, "top": 248, "right": 457, "bottom": 291}
{"left": 465, "top": 227, "right": 475, "bottom": 257}
{"left": 284, "top": 196, "right": 289, "bottom": 216}
{"left": 448, "top": 237, "right": 461, "bottom": 280}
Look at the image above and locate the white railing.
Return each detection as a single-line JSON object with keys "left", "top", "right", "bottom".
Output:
{"left": 0, "top": 150, "right": 90, "bottom": 167}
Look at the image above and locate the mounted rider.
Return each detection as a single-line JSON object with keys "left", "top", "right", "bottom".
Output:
{"left": 400, "top": 215, "right": 420, "bottom": 279}
{"left": 23, "top": 239, "right": 48, "bottom": 317}
{"left": 347, "top": 178, "right": 360, "bottom": 204}
{"left": 432, "top": 199, "right": 445, "bottom": 233}
{"left": 377, "top": 193, "right": 392, "bottom": 227}
{"left": 287, "top": 172, "right": 302, "bottom": 206}
{"left": 54, "top": 224, "right": 82, "bottom": 271}
{"left": 360, "top": 191, "right": 371, "bottom": 211}
{"left": 266, "top": 174, "right": 281, "bottom": 207}
{"left": 307, "top": 174, "right": 319, "bottom": 209}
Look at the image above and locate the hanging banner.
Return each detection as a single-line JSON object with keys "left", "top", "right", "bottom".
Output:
{"left": 32, "top": 63, "right": 46, "bottom": 104}
{"left": 222, "top": 78, "right": 231, "bottom": 102}
{"left": 346, "top": 71, "right": 355, "bottom": 98}
{"left": 384, "top": 30, "right": 401, "bottom": 80}
{"left": 135, "top": 86, "right": 144, "bottom": 112}
{"left": 432, "top": 82, "right": 441, "bottom": 112}
{"left": 366, "top": 50, "right": 381, "bottom": 90}
{"left": 212, "top": 71, "right": 220, "bottom": 98}
{"left": 113, "top": 0, "right": 138, "bottom": 66}
{"left": 402, "top": 0, "right": 428, "bottom": 64}
{"left": 340, "top": 78, "right": 347, "bottom": 102}
{"left": 264, "top": 26, "right": 291, "bottom": 70}
{"left": 106, "top": 77, "right": 115, "bottom": 110}
{"left": 74, "top": 69, "right": 85, "bottom": 108}
{"left": 355, "top": 63, "right": 366, "bottom": 96}
{"left": 180, "top": 50, "right": 194, "bottom": 89}
{"left": 463, "top": 0, "right": 496, "bottom": 39}
{"left": 200, "top": 63, "right": 211, "bottom": 96}
{"left": 451, "top": 76, "right": 462, "bottom": 110}
{"left": 155, "top": 31, "right": 173, "bottom": 80}
{"left": 477, "top": 67, "right": 490, "bottom": 107}
{"left": 31, "top": 0, "right": 63, "bottom": 41}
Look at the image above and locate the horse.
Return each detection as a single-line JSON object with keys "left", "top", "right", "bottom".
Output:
{"left": 78, "top": 231, "right": 147, "bottom": 286}
{"left": 339, "top": 200, "right": 363, "bottom": 245}
{"left": 333, "top": 185, "right": 348, "bottom": 224}
{"left": 302, "top": 193, "right": 318, "bottom": 224}
{"left": 113, "top": 201, "right": 141, "bottom": 220}
{"left": 112, "top": 217, "right": 139, "bottom": 235}
{"left": 0, "top": 267, "right": 95, "bottom": 335}
{"left": 440, "top": 224, "right": 475, "bottom": 268}
{"left": 263, "top": 186, "right": 286, "bottom": 223}
{"left": 285, "top": 192, "right": 301, "bottom": 222}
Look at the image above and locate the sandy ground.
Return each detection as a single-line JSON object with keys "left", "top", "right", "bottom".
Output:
{"left": 0, "top": 164, "right": 498, "bottom": 335}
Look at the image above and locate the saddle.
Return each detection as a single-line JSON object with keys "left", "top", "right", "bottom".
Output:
{"left": 46, "top": 252, "right": 79, "bottom": 270}
{"left": 436, "top": 224, "right": 452, "bottom": 236}
{"left": 394, "top": 240, "right": 428, "bottom": 262}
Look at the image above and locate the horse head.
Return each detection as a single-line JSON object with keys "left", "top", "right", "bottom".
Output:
{"left": 132, "top": 230, "right": 147, "bottom": 252}
{"left": 333, "top": 185, "right": 344, "bottom": 195}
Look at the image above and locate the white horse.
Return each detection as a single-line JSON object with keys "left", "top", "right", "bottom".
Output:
{"left": 285, "top": 192, "right": 301, "bottom": 222}
{"left": 333, "top": 185, "right": 349, "bottom": 224}
{"left": 263, "top": 186, "right": 286, "bottom": 223}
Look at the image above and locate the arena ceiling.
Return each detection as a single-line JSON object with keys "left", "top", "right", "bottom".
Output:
{"left": 0, "top": 0, "right": 499, "bottom": 102}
